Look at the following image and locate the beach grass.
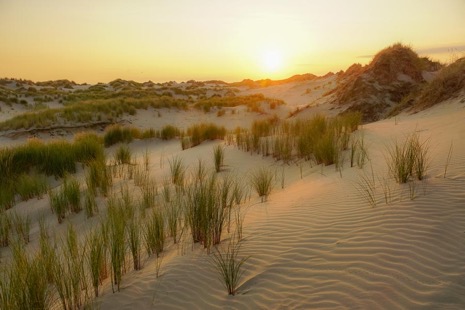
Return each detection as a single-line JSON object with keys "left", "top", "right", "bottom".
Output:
{"left": 250, "top": 167, "right": 274, "bottom": 202}
{"left": 210, "top": 238, "right": 248, "bottom": 296}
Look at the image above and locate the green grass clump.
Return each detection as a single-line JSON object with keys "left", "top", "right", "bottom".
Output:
{"left": 313, "top": 131, "right": 338, "bottom": 166}
{"left": 0, "top": 212, "right": 11, "bottom": 247}
{"left": 107, "top": 200, "right": 127, "bottom": 293}
{"left": 15, "top": 173, "right": 49, "bottom": 201}
{"left": 144, "top": 209, "right": 165, "bottom": 258}
{"left": 213, "top": 145, "right": 225, "bottom": 173}
{"left": 62, "top": 176, "right": 81, "bottom": 213}
{"left": 184, "top": 173, "right": 233, "bottom": 250}
{"left": 165, "top": 196, "right": 182, "bottom": 244}
{"left": 42, "top": 141, "right": 77, "bottom": 176}
{"left": 84, "top": 190, "right": 98, "bottom": 218}
{"left": 86, "top": 157, "right": 112, "bottom": 196}
{"left": 115, "top": 144, "right": 132, "bottom": 165}
{"left": 53, "top": 225, "right": 89, "bottom": 309}
{"left": 250, "top": 167, "right": 274, "bottom": 202}
{"left": 141, "top": 128, "right": 157, "bottom": 139}
{"left": 160, "top": 125, "right": 180, "bottom": 140}
{"left": 73, "top": 132, "right": 105, "bottom": 163}
{"left": 103, "top": 125, "right": 140, "bottom": 147}
{"left": 0, "top": 135, "right": 104, "bottom": 187}
{"left": 10, "top": 212, "right": 31, "bottom": 244}
{"left": 386, "top": 132, "right": 429, "bottom": 183}
{"left": 49, "top": 189, "right": 68, "bottom": 224}
{"left": 168, "top": 156, "right": 186, "bottom": 187}
{"left": 127, "top": 214, "right": 142, "bottom": 270}
{"left": 49, "top": 176, "right": 82, "bottom": 223}
{"left": 0, "top": 184, "right": 15, "bottom": 210}
{"left": 185, "top": 123, "right": 227, "bottom": 148}
{"left": 233, "top": 113, "right": 361, "bottom": 169}
{"left": 87, "top": 226, "right": 107, "bottom": 297}
{"left": 0, "top": 241, "right": 53, "bottom": 309}
{"left": 210, "top": 239, "right": 248, "bottom": 296}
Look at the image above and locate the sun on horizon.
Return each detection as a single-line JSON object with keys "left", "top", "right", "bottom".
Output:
{"left": 261, "top": 49, "right": 284, "bottom": 74}
{"left": 0, "top": 0, "right": 464, "bottom": 83}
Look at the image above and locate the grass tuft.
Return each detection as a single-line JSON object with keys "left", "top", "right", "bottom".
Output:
{"left": 210, "top": 238, "right": 249, "bottom": 296}
{"left": 250, "top": 167, "right": 274, "bottom": 202}
{"left": 213, "top": 145, "right": 225, "bottom": 173}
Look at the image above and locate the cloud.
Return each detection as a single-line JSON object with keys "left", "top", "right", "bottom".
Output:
{"left": 417, "top": 44, "right": 465, "bottom": 55}
{"left": 357, "top": 44, "right": 465, "bottom": 59}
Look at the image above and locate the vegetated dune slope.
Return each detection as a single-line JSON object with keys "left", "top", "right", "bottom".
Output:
{"left": 99, "top": 96, "right": 465, "bottom": 309}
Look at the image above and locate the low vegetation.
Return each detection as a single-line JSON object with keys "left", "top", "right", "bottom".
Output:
{"left": 233, "top": 112, "right": 361, "bottom": 167}
{"left": 415, "top": 57, "right": 465, "bottom": 110}
{"left": 386, "top": 132, "right": 429, "bottom": 183}
{"left": 182, "top": 123, "right": 227, "bottom": 149}
{"left": 210, "top": 238, "right": 249, "bottom": 296}
{"left": 194, "top": 94, "right": 284, "bottom": 113}
{"left": 213, "top": 145, "right": 225, "bottom": 172}
{"left": 250, "top": 167, "right": 274, "bottom": 202}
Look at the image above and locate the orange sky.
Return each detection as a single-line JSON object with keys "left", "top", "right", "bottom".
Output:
{"left": 1, "top": 0, "right": 464, "bottom": 83}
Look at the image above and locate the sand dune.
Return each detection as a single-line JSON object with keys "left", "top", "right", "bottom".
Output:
{"left": 95, "top": 98, "right": 465, "bottom": 309}
{"left": 1, "top": 73, "right": 464, "bottom": 309}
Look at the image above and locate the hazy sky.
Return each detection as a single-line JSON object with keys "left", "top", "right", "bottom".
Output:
{"left": 1, "top": 0, "right": 464, "bottom": 83}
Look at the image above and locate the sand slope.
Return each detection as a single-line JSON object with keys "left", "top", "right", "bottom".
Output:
{"left": 96, "top": 98, "right": 465, "bottom": 309}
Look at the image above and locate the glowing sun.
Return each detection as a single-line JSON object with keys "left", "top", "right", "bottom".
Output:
{"left": 261, "top": 50, "right": 283, "bottom": 73}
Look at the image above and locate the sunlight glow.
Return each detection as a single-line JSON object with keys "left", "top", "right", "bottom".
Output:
{"left": 261, "top": 50, "right": 284, "bottom": 73}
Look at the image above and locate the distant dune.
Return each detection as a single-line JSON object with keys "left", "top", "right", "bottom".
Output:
{"left": 0, "top": 43, "right": 465, "bottom": 310}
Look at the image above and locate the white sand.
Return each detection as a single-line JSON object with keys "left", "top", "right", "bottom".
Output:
{"left": 1, "top": 82, "right": 465, "bottom": 309}
{"left": 96, "top": 97, "right": 465, "bottom": 309}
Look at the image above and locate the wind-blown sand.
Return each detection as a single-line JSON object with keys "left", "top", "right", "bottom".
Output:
{"left": 94, "top": 98, "right": 465, "bottom": 309}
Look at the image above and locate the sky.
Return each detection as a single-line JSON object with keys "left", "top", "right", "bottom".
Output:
{"left": 1, "top": 0, "right": 465, "bottom": 84}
